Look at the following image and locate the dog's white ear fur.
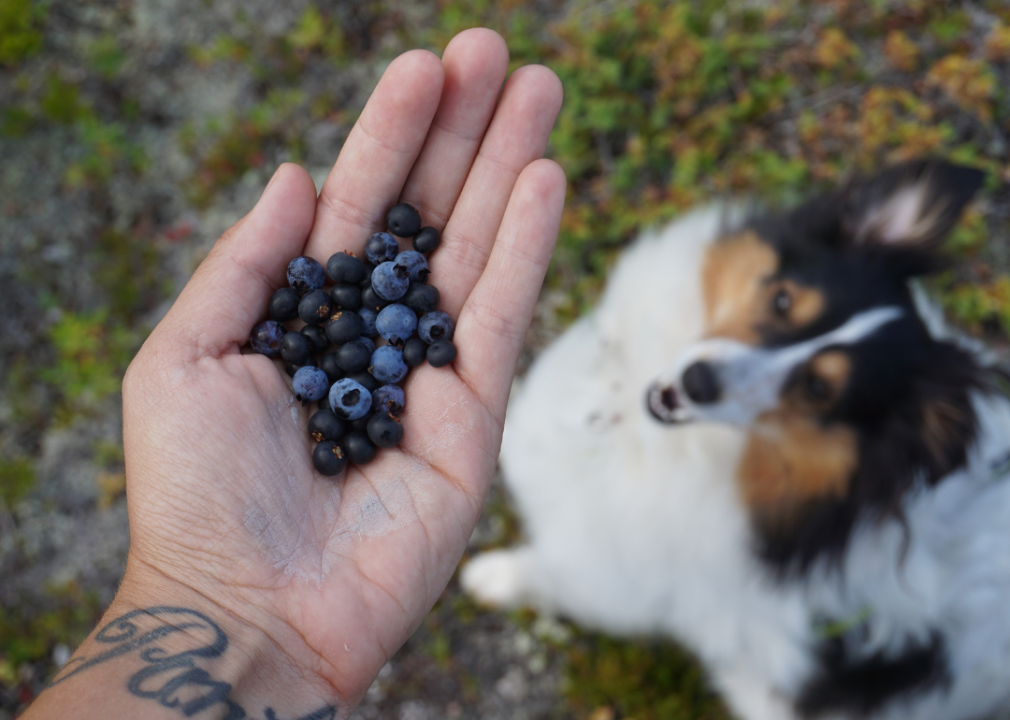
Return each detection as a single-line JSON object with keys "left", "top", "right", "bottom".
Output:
{"left": 847, "top": 160, "right": 984, "bottom": 248}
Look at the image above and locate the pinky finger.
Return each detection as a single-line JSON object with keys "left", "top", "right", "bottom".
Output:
{"left": 453, "top": 159, "right": 567, "bottom": 423}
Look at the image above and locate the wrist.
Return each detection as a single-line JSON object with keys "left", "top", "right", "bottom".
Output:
{"left": 30, "top": 559, "right": 344, "bottom": 720}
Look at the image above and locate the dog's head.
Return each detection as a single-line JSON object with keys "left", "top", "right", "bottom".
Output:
{"left": 647, "top": 159, "right": 988, "bottom": 571}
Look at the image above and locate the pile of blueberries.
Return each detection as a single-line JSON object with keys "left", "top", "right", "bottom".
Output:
{"left": 248, "top": 203, "right": 456, "bottom": 476}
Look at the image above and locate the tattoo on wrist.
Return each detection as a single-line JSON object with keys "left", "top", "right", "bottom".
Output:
{"left": 51, "top": 606, "right": 336, "bottom": 720}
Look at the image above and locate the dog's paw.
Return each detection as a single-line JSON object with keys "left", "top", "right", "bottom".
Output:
{"left": 459, "top": 549, "right": 531, "bottom": 608}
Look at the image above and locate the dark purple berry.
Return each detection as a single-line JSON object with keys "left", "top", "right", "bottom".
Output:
{"left": 376, "top": 304, "right": 418, "bottom": 347}
{"left": 359, "top": 263, "right": 376, "bottom": 289}
{"left": 342, "top": 432, "right": 377, "bottom": 465}
{"left": 360, "top": 286, "right": 389, "bottom": 312}
{"left": 370, "top": 346, "right": 408, "bottom": 384}
{"left": 326, "top": 251, "right": 366, "bottom": 284}
{"left": 329, "top": 283, "right": 362, "bottom": 311}
{"left": 285, "top": 354, "right": 318, "bottom": 377}
{"left": 319, "top": 352, "right": 343, "bottom": 382}
{"left": 349, "top": 413, "right": 373, "bottom": 434}
{"left": 393, "top": 250, "right": 429, "bottom": 282}
{"left": 418, "top": 311, "right": 455, "bottom": 343}
{"left": 373, "top": 385, "right": 406, "bottom": 416}
{"left": 268, "top": 287, "right": 300, "bottom": 322}
{"left": 250, "top": 320, "right": 286, "bottom": 357}
{"left": 329, "top": 377, "right": 372, "bottom": 420}
{"left": 325, "top": 311, "right": 363, "bottom": 344}
{"left": 308, "top": 409, "right": 347, "bottom": 443}
{"left": 372, "top": 261, "right": 410, "bottom": 301}
{"left": 280, "top": 331, "right": 312, "bottom": 365}
{"left": 301, "top": 325, "right": 330, "bottom": 354}
{"left": 365, "top": 232, "right": 398, "bottom": 265}
{"left": 412, "top": 226, "right": 440, "bottom": 254}
{"left": 293, "top": 366, "right": 330, "bottom": 404}
{"left": 402, "top": 337, "right": 428, "bottom": 367}
{"left": 347, "top": 370, "right": 379, "bottom": 393}
{"left": 336, "top": 338, "right": 373, "bottom": 373}
{"left": 427, "top": 339, "right": 457, "bottom": 368}
{"left": 359, "top": 307, "right": 379, "bottom": 337}
{"left": 312, "top": 441, "right": 347, "bottom": 476}
{"left": 386, "top": 203, "right": 422, "bottom": 238}
{"left": 402, "top": 283, "right": 440, "bottom": 315}
{"left": 298, "top": 289, "right": 333, "bottom": 325}
{"left": 367, "top": 412, "right": 404, "bottom": 448}
{"left": 287, "top": 256, "right": 326, "bottom": 293}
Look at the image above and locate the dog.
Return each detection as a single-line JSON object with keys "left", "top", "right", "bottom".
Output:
{"left": 461, "top": 159, "right": 1010, "bottom": 720}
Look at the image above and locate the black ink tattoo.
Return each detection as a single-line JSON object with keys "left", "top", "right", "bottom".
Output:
{"left": 52, "top": 606, "right": 337, "bottom": 720}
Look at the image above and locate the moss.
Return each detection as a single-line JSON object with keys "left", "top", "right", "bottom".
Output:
{"left": 0, "top": 583, "right": 102, "bottom": 669}
{"left": 0, "top": 457, "right": 35, "bottom": 507}
{"left": 0, "top": 0, "right": 46, "bottom": 67}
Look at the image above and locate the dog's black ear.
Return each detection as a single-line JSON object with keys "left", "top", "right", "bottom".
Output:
{"left": 842, "top": 159, "right": 985, "bottom": 249}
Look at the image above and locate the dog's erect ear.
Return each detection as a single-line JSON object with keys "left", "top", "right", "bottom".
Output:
{"left": 843, "top": 159, "right": 985, "bottom": 248}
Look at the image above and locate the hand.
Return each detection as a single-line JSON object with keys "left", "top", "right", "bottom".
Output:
{"left": 37, "top": 28, "right": 564, "bottom": 718}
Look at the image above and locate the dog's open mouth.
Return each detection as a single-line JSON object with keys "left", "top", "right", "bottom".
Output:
{"left": 647, "top": 382, "right": 690, "bottom": 424}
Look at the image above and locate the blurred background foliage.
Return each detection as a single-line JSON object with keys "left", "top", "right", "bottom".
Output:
{"left": 3, "top": 0, "right": 1010, "bottom": 717}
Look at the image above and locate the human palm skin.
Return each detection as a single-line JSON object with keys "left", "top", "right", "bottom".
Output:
{"left": 26, "top": 29, "right": 564, "bottom": 719}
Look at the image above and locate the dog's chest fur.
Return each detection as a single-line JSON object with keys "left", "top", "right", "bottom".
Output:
{"left": 468, "top": 204, "right": 1010, "bottom": 720}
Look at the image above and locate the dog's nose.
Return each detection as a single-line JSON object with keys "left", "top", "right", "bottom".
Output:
{"left": 681, "top": 361, "right": 721, "bottom": 404}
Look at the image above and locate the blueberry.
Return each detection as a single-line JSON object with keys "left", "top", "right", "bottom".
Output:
{"left": 250, "top": 320, "right": 286, "bottom": 357}
{"left": 347, "top": 370, "right": 379, "bottom": 393}
{"left": 301, "top": 325, "right": 330, "bottom": 354}
{"left": 268, "top": 287, "right": 301, "bottom": 321}
{"left": 360, "top": 286, "right": 390, "bottom": 312}
{"left": 427, "top": 339, "right": 457, "bottom": 368}
{"left": 326, "top": 251, "right": 365, "bottom": 285}
{"left": 386, "top": 203, "right": 422, "bottom": 238}
{"left": 287, "top": 256, "right": 326, "bottom": 293}
{"left": 329, "top": 283, "right": 362, "bottom": 311}
{"left": 308, "top": 408, "right": 347, "bottom": 443}
{"left": 393, "top": 250, "right": 429, "bottom": 282}
{"left": 359, "top": 262, "right": 376, "bottom": 289}
{"left": 368, "top": 412, "right": 404, "bottom": 448}
{"left": 372, "top": 261, "right": 410, "bottom": 301}
{"left": 359, "top": 306, "right": 379, "bottom": 337}
{"left": 356, "top": 335, "right": 376, "bottom": 352}
{"left": 376, "top": 304, "right": 418, "bottom": 347}
{"left": 418, "top": 311, "right": 455, "bottom": 344}
{"left": 293, "top": 366, "right": 330, "bottom": 404}
{"left": 402, "top": 337, "right": 428, "bottom": 367}
{"left": 312, "top": 440, "right": 347, "bottom": 476}
{"left": 349, "top": 413, "right": 373, "bottom": 434}
{"left": 319, "top": 352, "right": 343, "bottom": 382}
{"left": 298, "top": 289, "right": 333, "bottom": 325}
{"left": 285, "top": 354, "right": 318, "bottom": 377}
{"left": 325, "top": 311, "right": 363, "bottom": 344}
{"left": 365, "top": 232, "right": 398, "bottom": 265}
{"left": 280, "top": 331, "right": 312, "bottom": 366}
{"left": 373, "top": 385, "right": 406, "bottom": 416}
{"left": 336, "top": 338, "right": 373, "bottom": 373}
{"left": 412, "top": 226, "right": 440, "bottom": 254}
{"left": 370, "top": 345, "right": 408, "bottom": 384}
{"left": 402, "top": 283, "right": 440, "bottom": 315}
{"left": 329, "top": 377, "right": 373, "bottom": 420}
{"left": 342, "top": 432, "right": 377, "bottom": 465}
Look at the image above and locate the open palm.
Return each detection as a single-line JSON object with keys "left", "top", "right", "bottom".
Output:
{"left": 119, "top": 29, "right": 564, "bottom": 708}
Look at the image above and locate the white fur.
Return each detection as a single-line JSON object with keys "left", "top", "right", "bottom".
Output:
{"left": 461, "top": 206, "right": 1010, "bottom": 720}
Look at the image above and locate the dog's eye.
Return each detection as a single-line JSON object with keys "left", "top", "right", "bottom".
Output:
{"left": 805, "top": 373, "right": 831, "bottom": 401}
{"left": 772, "top": 288, "right": 792, "bottom": 318}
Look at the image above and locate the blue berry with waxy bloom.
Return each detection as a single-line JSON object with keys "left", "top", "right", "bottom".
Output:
{"left": 369, "top": 345, "right": 408, "bottom": 384}
{"left": 298, "top": 289, "right": 332, "bottom": 325}
{"left": 308, "top": 408, "right": 347, "bottom": 443}
{"left": 336, "top": 338, "right": 373, "bottom": 373}
{"left": 287, "top": 256, "right": 326, "bottom": 293}
{"left": 402, "top": 337, "right": 428, "bottom": 367}
{"left": 386, "top": 203, "right": 422, "bottom": 238}
{"left": 359, "top": 306, "right": 378, "bottom": 337}
{"left": 325, "top": 310, "right": 363, "bottom": 344}
{"left": 368, "top": 412, "right": 404, "bottom": 448}
{"left": 268, "top": 287, "right": 300, "bottom": 321}
{"left": 402, "top": 283, "right": 439, "bottom": 315}
{"left": 376, "top": 303, "right": 418, "bottom": 347}
{"left": 250, "top": 320, "right": 287, "bottom": 357}
{"left": 418, "top": 311, "right": 455, "bottom": 344}
{"left": 393, "top": 250, "right": 429, "bottom": 283}
{"left": 373, "top": 385, "right": 406, "bottom": 416}
{"left": 342, "top": 432, "right": 377, "bottom": 465}
{"left": 371, "top": 261, "right": 410, "bottom": 301}
{"left": 329, "top": 283, "right": 362, "bottom": 311}
{"left": 329, "top": 377, "right": 373, "bottom": 420}
{"left": 312, "top": 441, "right": 347, "bottom": 476}
{"left": 412, "top": 226, "right": 440, "bottom": 254}
{"left": 280, "top": 331, "right": 312, "bottom": 366}
{"left": 365, "top": 232, "right": 398, "bottom": 265}
{"left": 293, "top": 366, "right": 330, "bottom": 404}
{"left": 285, "top": 354, "right": 318, "bottom": 378}
{"left": 427, "top": 339, "right": 457, "bottom": 368}
{"left": 301, "top": 325, "right": 330, "bottom": 354}
{"left": 326, "top": 251, "right": 365, "bottom": 285}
